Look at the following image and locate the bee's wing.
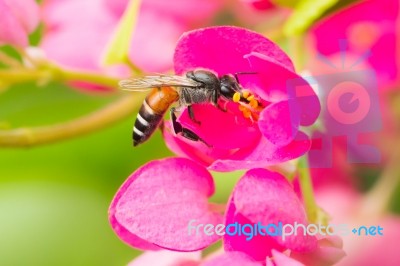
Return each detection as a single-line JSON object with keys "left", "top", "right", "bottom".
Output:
{"left": 119, "top": 75, "right": 202, "bottom": 91}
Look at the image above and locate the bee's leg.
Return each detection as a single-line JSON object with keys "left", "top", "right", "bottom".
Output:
{"left": 170, "top": 108, "right": 212, "bottom": 147}
{"left": 187, "top": 105, "right": 201, "bottom": 125}
{"left": 211, "top": 88, "right": 227, "bottom": 112}
{"left": 170, "top": 107, "right": 182, "bottom": 135}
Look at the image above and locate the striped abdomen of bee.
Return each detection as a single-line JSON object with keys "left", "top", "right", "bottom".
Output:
{"left": 133, "top": 87, "right": 179, "bottom": 146}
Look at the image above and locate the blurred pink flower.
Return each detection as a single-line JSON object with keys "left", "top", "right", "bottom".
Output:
{"left": 311, "top": 0, "right": 399, "bottom": 89}
{"left": 109, "top": 157, "right": 323, "bottom": 262}
{"left": 0, "top": 0, "right": 39, "bottom": 47}
{"left": 315, "top": 185, "right": 400, "bottom": 266}
{"left": 40, "top": 0, "right": 223, "bottom": 76}
{"left": 164, "top": 26, "right": 320, "bottom": 172}
{"left": 305, "top": 52, "right": 393, "bottom": 183}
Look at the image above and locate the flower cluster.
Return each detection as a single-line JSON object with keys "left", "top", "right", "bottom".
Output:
{"left": 108, "top": 26, "right": 333, "bottom": 265}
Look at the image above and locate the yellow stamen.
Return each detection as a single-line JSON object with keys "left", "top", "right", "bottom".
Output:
{"left": 243, "top": 109, "right": 252, "bottom": 118}
{"left": 249, "top": 99, "right": 259, "bottom": 109}
{"left": 233, "top": 92, "right": 241, "bottom": 102}
{"left": 247, "top": 95, "right": 255, "bottom": 101}
{"left": 242, "top": 90, "right": 250, "bottom": 98}
{"left": 239, "top": 105, "right": 247, "bottom": 111}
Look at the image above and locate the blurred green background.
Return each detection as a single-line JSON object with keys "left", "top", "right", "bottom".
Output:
{"left": 0, "top": 81, "right": 239, "bottom": 265}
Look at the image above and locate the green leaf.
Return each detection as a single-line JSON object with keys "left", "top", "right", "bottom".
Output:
{"left": 102, "top": 0, "right": 142, "bottom": 66}
{"left": 283, "top": 0, "right": 339, "bottom": 36}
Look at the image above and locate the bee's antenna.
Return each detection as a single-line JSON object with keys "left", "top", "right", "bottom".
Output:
{"left": 233, "top": 72, "right": 257, "bottom": 83}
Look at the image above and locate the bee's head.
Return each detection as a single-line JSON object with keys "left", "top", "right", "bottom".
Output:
{"left": 220, "top": 74, "right": 243, "bottom": 101}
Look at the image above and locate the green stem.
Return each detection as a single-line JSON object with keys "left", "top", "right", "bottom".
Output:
{"left": 289, "top": 34, "right": 306, "bottom": 71}
{"left": 0, "top": 94, "right": 141, "bottom": 148}
{"left": 298, "top": 157, "right": 319, "bottom": 222}
{"left": 0, "top": 66, "right": 120, "bottom": 89}
{"left": 56, "top": 67, "right": 120, "bottom": 88}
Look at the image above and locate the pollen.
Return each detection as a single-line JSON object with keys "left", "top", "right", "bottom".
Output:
{"left": 235, "top": 90, "right": 264, "bottom": 122}
{"left": 239, "top": 105, "right": 247, "bottom": 111}
{"left": 233, "top": 92, "right": 241, "bottom": 102}
{"left": 249, "top": 99, "right": 258, "bottom": 109}
{"left": 242, "top": 89, "right": 250, "bottom": 98}
{"left": 242, "top": 109, "right": 252, "bottom": 118}
{"left": 246, "top": 95, "right": 255, "bottom": 101}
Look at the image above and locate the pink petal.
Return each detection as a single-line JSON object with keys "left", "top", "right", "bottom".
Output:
{"left": 208, "top": 132, "right": 311, "bottom": 171}
{"left": 177, "top": 103, "right": 261, "bottom": 149}
{"left": 202, "top": 252, "right": 262, "bottom": 266}
{"left": 42, "top": 26, "right": 114, "bottom": 70}
{"left": 291, "top": 236, "right": 346, "bottom": 266}
{"left": 41, "top": 0, "right": 117, "bottom": 70}
{"left": 164, "top": 126, "right": 311, "bottom": 172}
{"left": 104, "top": 0, "right": 223, "bottom": 24}
{"left": 0, "top": 0, "right": 39, "bottom": 47}
{"left": 109, "top": 157, "right": 223, "bottom": 251}
{"left": 266, "top": 250, "right": 305, "bottom": 266}
{"left": 42, "top": 0, "right": 115, "bottom": 31}
{"left": 142, "top": 0, "right": 223, "bottom": 24}
{"left": 128, "top": 9, "right": 186, "bottom": 73}
{"left": 224, "top": 169, "right": 317, "bottom": 261}
{"left": 174, "top": 26, "right": 294, "bottom": 77}
{"left": 41, "top": 0, "right": 130, "bottom": 90}
{"left": 223, "top": 196, "right": 285, "bottom": 260}
{"left": 162, "top": 124, "right": 229, "bottom": 166}
{"left": 242, "top": 0, "right": 275, "bottom": 11}
{"left": 42, "top": 0, "right": 213, "bottom": 75}
{"left": 259, "top": 100, "right": 300, "bottom": 146}
{"left": 128, "top": 250, "right": 201, "bottom": 266}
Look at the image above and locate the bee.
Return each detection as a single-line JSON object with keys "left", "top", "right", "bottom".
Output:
{"left": 119, "top": 69, "right": 257, "bottom": 147}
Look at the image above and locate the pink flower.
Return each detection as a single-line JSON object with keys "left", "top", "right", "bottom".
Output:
{"left": 305, "top": 52, "right": 392, "bottom": 179}
{"left": 164, "top": 26, "right": 320, "bottom": 171}
{"left": 109, "top": 157, "right": 321, "bottom": 262}
{"left": 40, "top": 0, "right": 223, "bottom": 75}
{"left": 315, "top": 185, "right": 400, "bottom": 266}
{"left": 0, "top": 0, "right": 39, "bottom": 47}
{"left": 311, "top": 0, "right": 399, "bottom": 89}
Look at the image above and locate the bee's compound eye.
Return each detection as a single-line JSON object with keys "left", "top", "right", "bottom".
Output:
{"left": 192, "top": 70, "right": 218, "bottom": 85}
